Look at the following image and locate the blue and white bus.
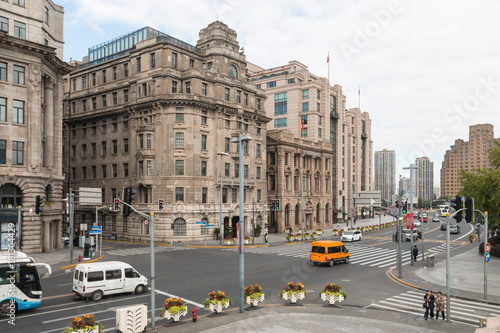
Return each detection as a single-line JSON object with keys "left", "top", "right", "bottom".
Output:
{"left": 0, "top": 251, "right": 51, "bottom": 315}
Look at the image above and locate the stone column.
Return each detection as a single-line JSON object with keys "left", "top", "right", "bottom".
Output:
{"left": 43, "top": 77, "right": 55, "bottom": 167}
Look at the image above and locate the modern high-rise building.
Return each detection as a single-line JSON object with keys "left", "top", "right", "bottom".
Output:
{"left": 247, "top": 61, "right": 372, "bottom": 228}
{"left": 374, "top": 149, "right": 396, "bottom": 203}
{"left": 0, "top": 0, "right": 71, "bottom": 253}
{"left": 441, "top": 124, "right": 499, "bottom": 197}
{"left": 415, "top": 157, "right": 433, "bottom": 201}
{"left": 63, "top": 22, "right": 269, "bottom": 241}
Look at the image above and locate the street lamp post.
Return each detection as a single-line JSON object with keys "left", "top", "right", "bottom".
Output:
{"left": 231, "top": 134, "right": 253, "bottom": 313}
{"left": 403, "top": 164, "right": 419, "bottom": 266}
{"left": 351, "top": 182, "right": 355, "bottom": 230}
{"left": 217, "top": 152, "right": 229, "bottom": 246}
{"left": 301, "top": 177, "right": 305, "bottom": 241}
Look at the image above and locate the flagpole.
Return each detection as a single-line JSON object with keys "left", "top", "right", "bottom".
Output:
{"left": 358, "top": 86, "right": 360, "bottom": 109}
{"left": 327, "top": 51, "right": 330, "bottom": 84}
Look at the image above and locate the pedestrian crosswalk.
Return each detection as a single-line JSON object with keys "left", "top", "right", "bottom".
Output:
{"left": 367, "top": 289, "right": 500, "bottom": 327}
{"left": 223, "top": 243, "right": 420, "bottom": 268}
{"left": 426, "top": 242, "right": 467, "bottom": 255}
{"left": 105, "top": 246, "right": 191, "bottom": 257}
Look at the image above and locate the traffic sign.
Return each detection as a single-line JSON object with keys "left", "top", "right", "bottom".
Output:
{"left": 196, "top": 222, "right": 206, "bottom": 225}
{"left": 89, "top": 230, "right": 101, "bottom": 235}
{"left": 144, "top": 219, "right": 149, "bottom": 225}
{"left": 485, "top": 253, "right": 491, "bottom": 262}
{"left": 485, "top": 243, "right": 491, "bottom": 253}
{"left": 91, "top": 226, "right": 102, "bottom": 231}
{"left": 205, "top": 224, "right": 214, "bottom": 227}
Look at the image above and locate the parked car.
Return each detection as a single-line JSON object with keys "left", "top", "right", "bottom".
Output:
{"left": 433, "top": 216, "right": 440, "bottom": 222}
{"left": 413, "top": 220, "right": 422, "bottom": 228}
{"left": 341, "top": 230, "right": 362, "bottom": 242}
{"left": 449, "top": 224, "right": 461, "bottom": 234}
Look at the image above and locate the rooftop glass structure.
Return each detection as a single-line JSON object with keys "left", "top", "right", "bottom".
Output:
{"left": 78, "top": 26, "right": 199, "bottom": 69}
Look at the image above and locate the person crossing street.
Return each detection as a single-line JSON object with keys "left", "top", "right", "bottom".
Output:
{"left": 413, "top": 245, "right": 419, "bottom": 262}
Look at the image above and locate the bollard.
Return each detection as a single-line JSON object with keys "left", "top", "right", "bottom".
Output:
{"left": 192, "top": 307, "right": 197, "bottom": 322}
{"left": 479, "top": 318, "right": 485, "bottom": 328}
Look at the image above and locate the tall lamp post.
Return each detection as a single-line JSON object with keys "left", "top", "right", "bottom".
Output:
{"left": 217, "top": 152, "right": 229, "bottom": 246}
{"left": 231, "top": 134, "right": 253, "bottom": 313}
{"left": 403, "top": 164, "right": 420, "bottom": 266}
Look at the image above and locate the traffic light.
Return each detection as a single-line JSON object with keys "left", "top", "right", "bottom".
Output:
{"left": 270, "top": 199, "right": 276, "bottom": 210}
{"left": 35, "top": 195, "right": 44, "bottom": 214}
{"left": 395, "top": 201, "right": 399, "bottom": 208}
{"left": 402, "top": 201, "right": 407, "bottom": 214}
{"left": 113, "top": 198, "right": 120, "bottom": 211}
{"left": 455, "top": 195, "right": 462, "bottom": 222}
{"left": 158, "top": 199, "right": 164, "bottom": 211}
{"left": 122, "top": 187, "right": 136, "bottom": 217}
{"left": 276, "top": 199, "right": 280, "bottom": 210}
{"left": 465, "top": 197, "right": 472, "bottom": 222}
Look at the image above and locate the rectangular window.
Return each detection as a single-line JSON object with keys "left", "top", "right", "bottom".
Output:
{"left": 189, "top": 59, "right": 194, "bottom": 68}
{"left": 201, "top": 111, "right": 207, "bottom": 125}
{"left": 269, "top": 175, "right": 276, "bottom": 191}
{"left": 102, "top": 95, "right": 107, "bottom": 107}
{"left": 172, "top": 53, "right": 177, "bottom": 69}
{"left": 123, "top": 138, "right": 129, "bottom": 153}
{"left": 138, "top": 134, "right": 144, "bottom": 148}
{"left": 317, "top": 89, "right": 321, "bottom": 99}
{"left": 274, "top": 118, "right": 287, "bottom": 128}
{"left": 225, "top": 119, "right": 230, "bottom": 128}
{"left": 243, "top": 93, "right": 248, "bottom": 106}
{"left": 175, "top": 160, "right": 184, "bottom": 175}
{"left": 243, "top": 140, "right": 249, "bottom": 155}
{"left": 82, "top": 100, "right": 87, "bottom": 112}
{"left": 113, "top": 164, "right": 118, "bottom": 177}
{"left": 137, "top": 57, "right": 141, "bottom": 71}
{"left": 225, "top": 88, "right": 230, "bottom": 101}
{"left": 112, "top": 66, "right": 117, "bottom": 80}
{"left": 13, "top": 65, "right": 25, "bottom": 85}
{"left": 82, "top": 144, "right": 87, "bottom": 157}
{"left": 267, "top": 81, "right": 276, "bottom": 88}
{"left": 317, "top": 102, "right": 321, "bottom": 111}
{"left": 92, "top": 143, "right": 96, "bottom": 156}
{"left": 124, "top": 63, "right": 129, "bottom": 77}
{"left": 91, "top": 72, "right": 96, "bottom": 86}
{"left": 244, "top": 165, "right": 249, "bottom": 179}
{"left": 234, "top": 164, "right": 239, "bottom": 178}
{"left": 201, "top": 135, "right": 207, "bottom": 150}
{"left": 113, "top": 92, "right": 117, "bottom": 105}
{"left": 232, "top": 188, "right": 237, "bottom": 203}
{"left": 172, "top": 81, "right": 177, "bottom": 93}
{"left": 256, "top": 99, "right": 261, "bottom": 110}
{"left": 201, "top": 161, "right": 207, "bottom": 176}
{"left": 225, "top": 163, "right": 230, "bottom": 177}
{"left": 147, "top": 160, "right": 152, "bottom": 176}
{"left": 123, "top": 163, "right": 129, "bottom": 177}
{"left": 175, "top": 133, "right": 184, "bottom": 149}
{"left": 222, "top": 188, "right": 228, "bottom": 203}
{"left": 82, "top": 76, "right": 87, "bottom": 89}
{"left": 101, "top": 141, "right": 107, "bottom": 155}
{"left": 0, "top": 17, "right": 8, "bottom": 33}
{"left": 102, "top": 69, "right": 107, "bottom": 83}
{"left": 225, "top": 138, "right": 230, "bottom": 153}
{"left": 92, "top": 166, "right": 96, "bottom": 178}
{"left": 14, "top": 21, "right": 26, "bottom": 39}
{"left": 236, "top": 90, "right": 241, "bottom": 103}
{"left": 175, "top": 187, "right": 184, "bottom": 202}
{"left": 175, "top": 113, "right": 184, "bottom": 122}
{"left": 0, "top": 97, "right": 6, "bottom": 122}
{"left": 12, "top": 100, "right": 24, "bottom": 124}
{"left": 185, "top": 82, "right": 191, "bottom": 94}
{"left": 92, "top": 97, "right": 97, "bottom": 109}
{"left": 301, "top": 128, "right": 307, "bottom": 138}
{"left": 302, "top": 89, "right": 309, "bottom": 99}
{"left": 0, "top": 62, "right": 6, "bottom": 81}
{"left": 14, "top": 0, "right": 25, "bottom": 6}
{"left": 202, "top": 83, "right": 207, "bottom": 96}
{"left": 73, "top": 79, "right": 76, "bottom": 91}
{"left": 256, "top": 144, "right": 261, "bottom": 157}
{"left": 138, "top": 161, "right": 143, "bottom": 176}
{"left": 146, "top": 134, "right": 152, "bottom": 149}
{"left": 102, "top": 165, "right": 107, "bottom": 178}
{"left": 124, "top": 89, "right": 129, "bottom": 103}
{"left": 0, "top": 140, "right": 6, "bottom": 164}
{"left": 274, "top": 92, "right": 287, "bottom": 115}
{"left": 150, "top": 53, "right": 156, "bottom": 68}
{"left": 12, "top": 141, "right": 24, "bottom": 165}
{"left": 318, "top": 128, "right": 322, "bottom": 138}
{"left": 269, "top": 153, "right": 276, "bottom": 165}
{"left": 112, "top": 140, "right": 118, "bottom": 154}
{"left": 202, "top": 187, "right": 208, "bottom": 203}
{"left": 256, "top": 166, "right": 261, "bottom": 180}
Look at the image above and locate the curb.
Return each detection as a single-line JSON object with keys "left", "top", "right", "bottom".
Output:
{"left": 186, "top": 244, "right": 270, "bottom": 249}
{"left": 60, "top": 253, "right": 105, "bottom": 270}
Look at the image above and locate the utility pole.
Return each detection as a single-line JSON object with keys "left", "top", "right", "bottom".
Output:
{"left": 351, "top": 182, "right": 355, "bottom": 230}
{"left": 397, "top": 177, "right": 403, "bottom": 278}
{"left": 403, "top": 164, "right": 419, "bottom": 266}
{"left": 69, "top": 189, "right": 75, "bottom": 265}
{"left": 301, "top": 177, "right": 305, "bottom": 241}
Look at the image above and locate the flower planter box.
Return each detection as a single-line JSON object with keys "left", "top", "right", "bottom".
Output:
{"left": 245, "top": 293, "right": 265, "bottom": 307}
{"left": 320, "top": 292, "right": 345, "bottom": 305}
{"left": 332, "top": 231, "right": 338, "bottom": 236}
{"left": 72, "top": 329, "right": 99, "bottom": 333}
{"left": 162, "top": 307, "right": 187, "bottom": 322}
{"left": 208, "top": 300, "right": 230, "bottom": 313}
{"left": 223, "top": 239, "right": 235, "bottom": 245}
{"left": 282, "top": 291, "right": 305, "bottom": 304}
{"left": 244, "top": 239, "right": 251, "bottom": 245}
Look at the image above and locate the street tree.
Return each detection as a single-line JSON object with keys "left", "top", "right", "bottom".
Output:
{"left": 460, "top": 142, "right": 500, "bottom": 231}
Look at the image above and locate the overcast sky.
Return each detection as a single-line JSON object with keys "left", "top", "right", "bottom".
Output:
{"left": 57, "top": 0, "right": 500, "bottom": 188}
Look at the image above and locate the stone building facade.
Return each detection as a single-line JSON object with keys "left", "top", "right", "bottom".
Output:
{"left": 441, "top": 124, "right": 498, "bottom": 197}
{"left": 63, "top": 22, "right": 269, "bottom": 242}
{"left": 247, "top": 61, "right": 372, "bottom": 228}
{"left": 0, "top": 0, "right": 70, "bottom": 253}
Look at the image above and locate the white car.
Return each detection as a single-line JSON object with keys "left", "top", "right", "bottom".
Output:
{"left": 413, "top": 220, "right": 422, "bottom": 228}
{"left": 341, "top": 230, "right": 362, "bottom": 242}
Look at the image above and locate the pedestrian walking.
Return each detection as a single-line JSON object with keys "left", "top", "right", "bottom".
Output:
{"left": 413, "top": 245, "right": 419, "bottom": 262}
{"left": 435, "top": 291, "right": 445, "bottom": 320}
{"left": 423, "top": 290, "right": 435, "bottom": 320}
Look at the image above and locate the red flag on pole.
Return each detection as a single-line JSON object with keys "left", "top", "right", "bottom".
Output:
{"left": 358, "top": 86, "right": 360, "bottom": 95}
{"left": 301, "top": 118, "right": 304, "bottom": 132}
{"left": 327, "top": 54, "right": 329, "bottom": 63}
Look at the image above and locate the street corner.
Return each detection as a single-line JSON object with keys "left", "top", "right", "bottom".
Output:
{"left": 388, "top": 266, "right": 420, "bottom": 290}
{"left": 60, "top": 253, "right": 106, "bottom": 270}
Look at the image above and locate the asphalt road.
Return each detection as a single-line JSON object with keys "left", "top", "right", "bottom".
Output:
{"left": 0, "top": 218, "right": 478, "bottom": 333}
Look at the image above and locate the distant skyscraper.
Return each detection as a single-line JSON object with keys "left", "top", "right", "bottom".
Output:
{"left": 441, "top": 124, "right": 499, "bottom": 197}
{"left": 415, "top": 157, "right": 434, "bottom": 201}
{"left": 374, "top": 149, "right": 395, "bottom": 202}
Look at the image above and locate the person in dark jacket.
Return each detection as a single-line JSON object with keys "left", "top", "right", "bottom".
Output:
{"left": 413, "top": 245, "right": 419, "bottom": 262}
{"left": 424, "top": 290, "right": 435, "bottom": 319}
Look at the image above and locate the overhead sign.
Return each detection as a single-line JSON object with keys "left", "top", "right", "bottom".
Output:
{"left": 89, "top": 230, "right": 101, "bottom": 235}
{"left": 354, "top": 191, "right": 382, "bottom": 206}
{"left": 485, "top": 243, "right": 491, "bottom": 253}
{"left": 78, "top": 187, "right": 103, "bottom": 205}
{"left": 485, "top": 253, "right": 491, "bottom": 262}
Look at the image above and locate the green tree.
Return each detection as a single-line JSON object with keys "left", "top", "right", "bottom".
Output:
{"left": 460, "top": 142, "right": 500, "bottom": 231}
{"left": 417, "top": 196, "right": 424, "bottom": 209}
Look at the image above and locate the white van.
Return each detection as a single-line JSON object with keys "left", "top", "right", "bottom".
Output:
{"left": 73, "top": 261, "right": 148, "bottom": 301}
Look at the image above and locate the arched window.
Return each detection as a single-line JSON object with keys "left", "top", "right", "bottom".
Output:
{"left": 228, "top": 65, "right": 237, "bottom": 78}
{"left": 285, "top": 204, "right": 290, "bottom": 225}
{"left": 325, "top": 204, "right": 330, "bottom": 223}
{"left": 295, "top": 204, "right": 300, "bottom": 225}
{"left": 201, "top": 217, "right": 208, "bottom": 235}
{"left": 173, "top": 218, "right": 186, "bottom": 236}
{"left": 256, "top": 215, "right": 262, "bottom": 227}
{"left": 316, "top": 203, "right": 321, "bottom": 223}
{"left": 0, "top": 184, "right": 22, "bottom": 208}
